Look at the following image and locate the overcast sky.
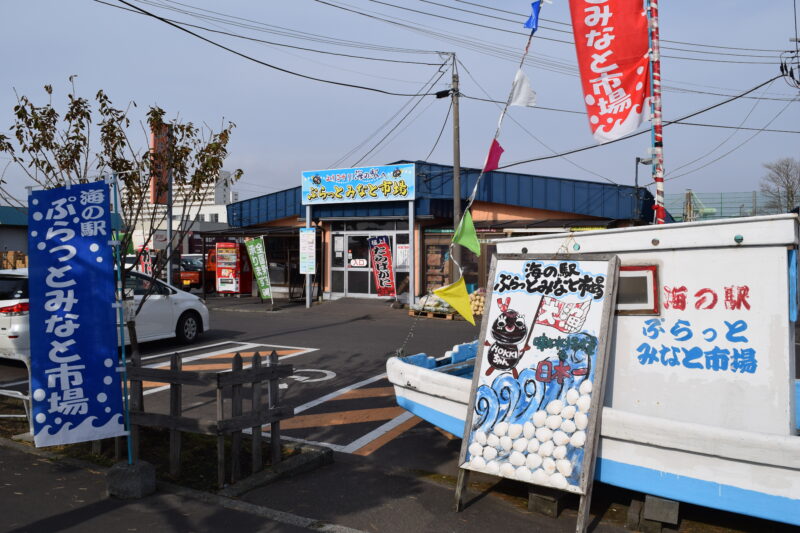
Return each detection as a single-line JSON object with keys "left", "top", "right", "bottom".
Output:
{"left": 1, "top": 0, "right": 798, "bottom": 204}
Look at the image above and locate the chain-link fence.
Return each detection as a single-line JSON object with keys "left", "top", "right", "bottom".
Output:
{"left": 663, "top": 191, "right": 785, "bottom": 222}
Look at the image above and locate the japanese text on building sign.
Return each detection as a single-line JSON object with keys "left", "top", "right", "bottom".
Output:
{"left": 568, "top": 0, "right": 650, "bottom": 143}
{"left": 663, "top": 285, "right": 751, "bottom": 311}
{"left": 27, "top": 182, "right": 125, "bottom": 447}
{"left": 301, "top": 164, "right": 415, "bottom": 205}
{"left": 367, "top": 235, "right": 396, "bottom": 297}
{"left": 637, "top": 318, "right": 757, "bottom": 374}
{"left": 494, "top": 261, "right": 605, "bottom": 300}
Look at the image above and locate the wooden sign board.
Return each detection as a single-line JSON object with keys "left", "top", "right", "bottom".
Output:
{"left": 456, "top": 254, "right": 619, "bottom": 529}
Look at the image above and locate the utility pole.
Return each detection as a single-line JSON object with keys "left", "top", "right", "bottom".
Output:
{"left": 451, "top": 55, "right": 462, "bottom": 273}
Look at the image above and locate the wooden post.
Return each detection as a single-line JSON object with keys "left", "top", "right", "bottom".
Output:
{"left": 267, "top": 350, "right": 281, "bottom": 465}
{"left": 216, "top": 377, "right": 225, "bottom": 489}
{"left": 91, "top": 440, "right": 101, "bottom": 455}
{"left": 230, "top": 353, "right": 243, "bottom": 483}
{"left": 251, "top": 352, "right": 263, "bottom": 473}
{"left": 127, "top": 320, "right": 142, "bottom": 462}
{"left": 454, "top": 469, "right": 470, "bottom": 511}
{"left": 169, "top": 352, "right": 183, "bottom": 478}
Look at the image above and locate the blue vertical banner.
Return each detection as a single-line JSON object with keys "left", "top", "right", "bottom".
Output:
{"left": 27, "top": 182, "right": 125, "bottom": 447}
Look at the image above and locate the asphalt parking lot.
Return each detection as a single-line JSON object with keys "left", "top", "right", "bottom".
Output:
{"left": 1, "top": 296, "right": 798, "bottom": 532}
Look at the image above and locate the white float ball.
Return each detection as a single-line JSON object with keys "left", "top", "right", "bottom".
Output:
{"left": 535, "top": 427, "right": 553, "bottom": 442}
{"left": 577, "top": 394, "right": 592, "bottom": 413}
{"left": 485, "top": 461, "right": 500, "bottom": 475}
{"left": 579, "top": 380, "right": 593, "bottom": 395}
{"left": 523, "top": 421, "right": 536, "bottom": 439}
{"left": 552, "top": 430, "right": 570, "bottom": 447}
{"left": 487, "top": 434, "right": 501, "bottom": 448}
{"left": 574, "top": 412, "right": 589, "bottom": 430}
{"left": 526, "top": 453, "right": 543, "bottom": 469}
{"left": 566, "top": 388, "right": 580, "bottom": 405}
{"left": 549, "top": 472, "right": 568, "bottom": 489}
{"left": 499, "top": 436, "right": 513, "bottom": 451}
{"left": 553, "top": 445, "right": 568, "bottom": 460}
{"left": 532, "top": 410, "right": 548, "bottom": 427}
{"left": 493, "top": 421, "right": 509, "bottom": 436}
{"left": 532, "top": 468, "right": 549, "bottom": 485}
{"left": 516, "top": 466, "right": 532, "bottom": 482}
{"left": 538, "top": 440, "right": 555, "bottom": 457}
{"left": 526, "top": 439, "right": 540, "bottom": 454}
{"left": 512, "top": 438, "right": 528, "bottom": 452}
{"left": 509, "top": 451, "right": 526, "bottom": 466}
{"left": 561, "top": 405, "right": 577, "bottom": 420}
{"left": 546, "top": 399, "right": 564, "bottom": 415}
{"left": 542, "top": 457, "right": 556, "bottom": 474}
{"left": 570, "top": 431, "right": 587, "bottom": 448}
{"left": 500, "top": 462, "right": 516, "bottom": 478}
{"left": 483, "top": 446, "right": 498, "bottom": 460}
{"left": 474, "top": 430, "right": 488, "bottom": 445}
{"left": 468, "top": 443, "right": 484, "bottom": 457}
{"left": 556, "top": 459, "right": 573, "bottom": 477}
{"left": 546, "top": 415, "right": 563, "bottom": 430}
{"left": 507, "top": 423, "right": 523, "bottom": 439}
{"left": 470, "top": 456, "right": 487, "bottom": 469}
{"left": 560, "top": 419, "right": 577, "bottom": 434}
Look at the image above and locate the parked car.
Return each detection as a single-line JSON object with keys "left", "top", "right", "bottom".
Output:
{"left": 0, "top": 268, "right": 210, "bottom": 365}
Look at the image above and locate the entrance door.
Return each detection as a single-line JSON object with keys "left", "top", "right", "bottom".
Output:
{"left": 345, "top": 235, "right": 371, "bottom": 296}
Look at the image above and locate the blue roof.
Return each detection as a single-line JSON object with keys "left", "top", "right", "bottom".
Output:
{"left": 0, "top": 206, "right": 28, "bottom": 226}
{"left": 227, "top": 161, "right": 659, "bottom": 227}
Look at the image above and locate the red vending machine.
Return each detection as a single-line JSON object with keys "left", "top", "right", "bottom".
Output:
{"left": 215, "top": 242, "right": 252, "bottom": 294}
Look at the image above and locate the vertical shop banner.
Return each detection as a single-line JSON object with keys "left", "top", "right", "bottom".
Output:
{"left": 568, "top": 0, "right": 650, "bottom": 143}
{"left": 27, "top": 182, "right": 125, "bottom": 447}
{"left": 299, "top": 228, "right": 316, "bottom": 275}
{"left": 245, "top": 237, "right": 272, "bottom": 300}
{"left": 458, "top": 255, "right": 618, "bottom": 495}
{"left": 149, "top": 124, "right": 170, "bottom": 204}
{"left": 367, "top": 236, "right": 396, "bottom": 297}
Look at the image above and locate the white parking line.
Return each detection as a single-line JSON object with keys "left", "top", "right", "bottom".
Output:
{"left": 0, "top": 379, "right": 29, "bottom": 388}
{"left": 341, "top": 411, "right": 415, "bottom": 454}
{"left": 293, "top": 373, "right": 387, "bottom": 414}
{"left": 139, "top": 340, "right": 250, "bottom": 362}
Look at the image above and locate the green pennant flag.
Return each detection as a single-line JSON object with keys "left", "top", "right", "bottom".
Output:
{"left": 452, "top": 210, "right": 481, "bottom": 256}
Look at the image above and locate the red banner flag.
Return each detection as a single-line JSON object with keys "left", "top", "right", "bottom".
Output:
{"left": 569, "top": 0, "right": 650, "bottom": 143}
{"left": 367, "top": 235, "right": 397, "bottom": 297}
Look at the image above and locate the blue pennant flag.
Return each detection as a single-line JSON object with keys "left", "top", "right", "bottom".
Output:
{"left": 523, "top": 1, "right": 542, "bottom": 32}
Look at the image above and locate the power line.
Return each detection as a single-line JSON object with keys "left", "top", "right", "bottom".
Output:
{"left": 96, "top": 0, "right": 442, "bottom": 65}
{"left": 110, "top": 0, "right": 448, "bottom": 97}
{"left": 425, "top": 98, "right": 452, "bottom": 161}
{"left": 497, "top": 75, "right": 787, "bottom": 170}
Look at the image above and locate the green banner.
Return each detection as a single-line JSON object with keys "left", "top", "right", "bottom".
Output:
{"left": 245, "top": 237, "right": 272, "bottom": 301}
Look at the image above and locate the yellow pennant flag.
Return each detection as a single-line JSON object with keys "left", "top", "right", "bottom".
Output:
{"left": 434, "top": 276, "right": 476, "bottom": 325}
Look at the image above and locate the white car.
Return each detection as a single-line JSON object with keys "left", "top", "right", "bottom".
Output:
{"left": 0, "top": 268, "right": 210, "bottom": 364}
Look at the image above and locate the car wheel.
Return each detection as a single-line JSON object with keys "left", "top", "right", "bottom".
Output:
{"left": 176, "top": 311, "right": 201, "bottom": 344}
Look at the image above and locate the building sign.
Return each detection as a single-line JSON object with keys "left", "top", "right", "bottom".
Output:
{"left": 27, "top": 182, "right": 125, "bottom": 447}
{"left": 459, "top": 255, "right": 618, "bottom": 495}
{"left": 299, "top": 228, "right": 316, "bottom": 275}
{"left": 569, "top": 0, "right": 650, "bottom": 143}
{"left": 245, "top": 237, "right": 272, "bottom": 301}
{"left": 301, "top": 164, "right": 415, "bottom": 205}
{"left": 367, "top": 235, "right": 396, "bottom": 297}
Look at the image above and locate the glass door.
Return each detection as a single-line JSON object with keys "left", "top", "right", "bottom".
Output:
{"left": 345, "top": 235, "right": 371, "bottom": 296}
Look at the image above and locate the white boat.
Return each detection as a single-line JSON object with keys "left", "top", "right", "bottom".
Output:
{"left": 388, "top": 214, "right": 800, "bottom": 526}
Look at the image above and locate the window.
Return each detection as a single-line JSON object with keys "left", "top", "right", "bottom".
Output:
{"left": 210, "top": 213, "right": 219, "bottom": 223}
{"left": 616, "top": 265, "right": 659, "bottom": 315}
{"left": 196, "top": 214, "right": 205, "bottom": 222}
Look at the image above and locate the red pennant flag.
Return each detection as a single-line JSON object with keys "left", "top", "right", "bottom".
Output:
{"left": 483, "top": 139, "right": 504, "bottom": 172}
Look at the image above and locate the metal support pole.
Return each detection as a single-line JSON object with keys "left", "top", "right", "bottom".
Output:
{"left": 166, "top": 125, "right": 175, "bottom": 283}
{"left": 408, "top": 200, "right": 415, "bottom": 306}
{"left": 647, "top": 0, "right": 666, "bottom": 224}
{"left": 451, "top": 58, "right": 462, "bottom": 272}
{"left": 634, "top": 158, "right": 640, "bottom": 222}
{"left": 305, "top": 205, "right": 311, "bottom": 309}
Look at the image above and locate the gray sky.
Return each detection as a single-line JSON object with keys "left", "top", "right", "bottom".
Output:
{"left": 1, "top": 0, "right": 798, "bottom": 204}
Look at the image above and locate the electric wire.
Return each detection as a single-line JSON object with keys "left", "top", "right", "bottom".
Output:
{"left": 497, "top": 75, "right": 787, "bottom": 170}
{"left": 112, "top": 0, "right": 448, "bottom": 97}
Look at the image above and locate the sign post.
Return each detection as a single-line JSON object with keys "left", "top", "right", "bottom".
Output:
{"left": 454, "top": 254, "right": 619, "bottom": 532}
{"left": 299, "top": 225, "right": 316, "bottom": 308}
{"left": 27, "top": 182, "right": 126, "bottom": 447}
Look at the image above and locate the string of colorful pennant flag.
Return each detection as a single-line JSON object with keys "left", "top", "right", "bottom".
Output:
{"left": 435, "top": 0, "right": 657, "bottom": 324}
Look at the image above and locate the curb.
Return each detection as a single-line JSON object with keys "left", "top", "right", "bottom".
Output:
{"left": 0, "top": 436, "right": 363, "bottom": 533}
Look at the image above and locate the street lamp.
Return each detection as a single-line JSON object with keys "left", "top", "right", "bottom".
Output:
{"left": 634, "top": 157, "right": 653, "bottom": 222}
